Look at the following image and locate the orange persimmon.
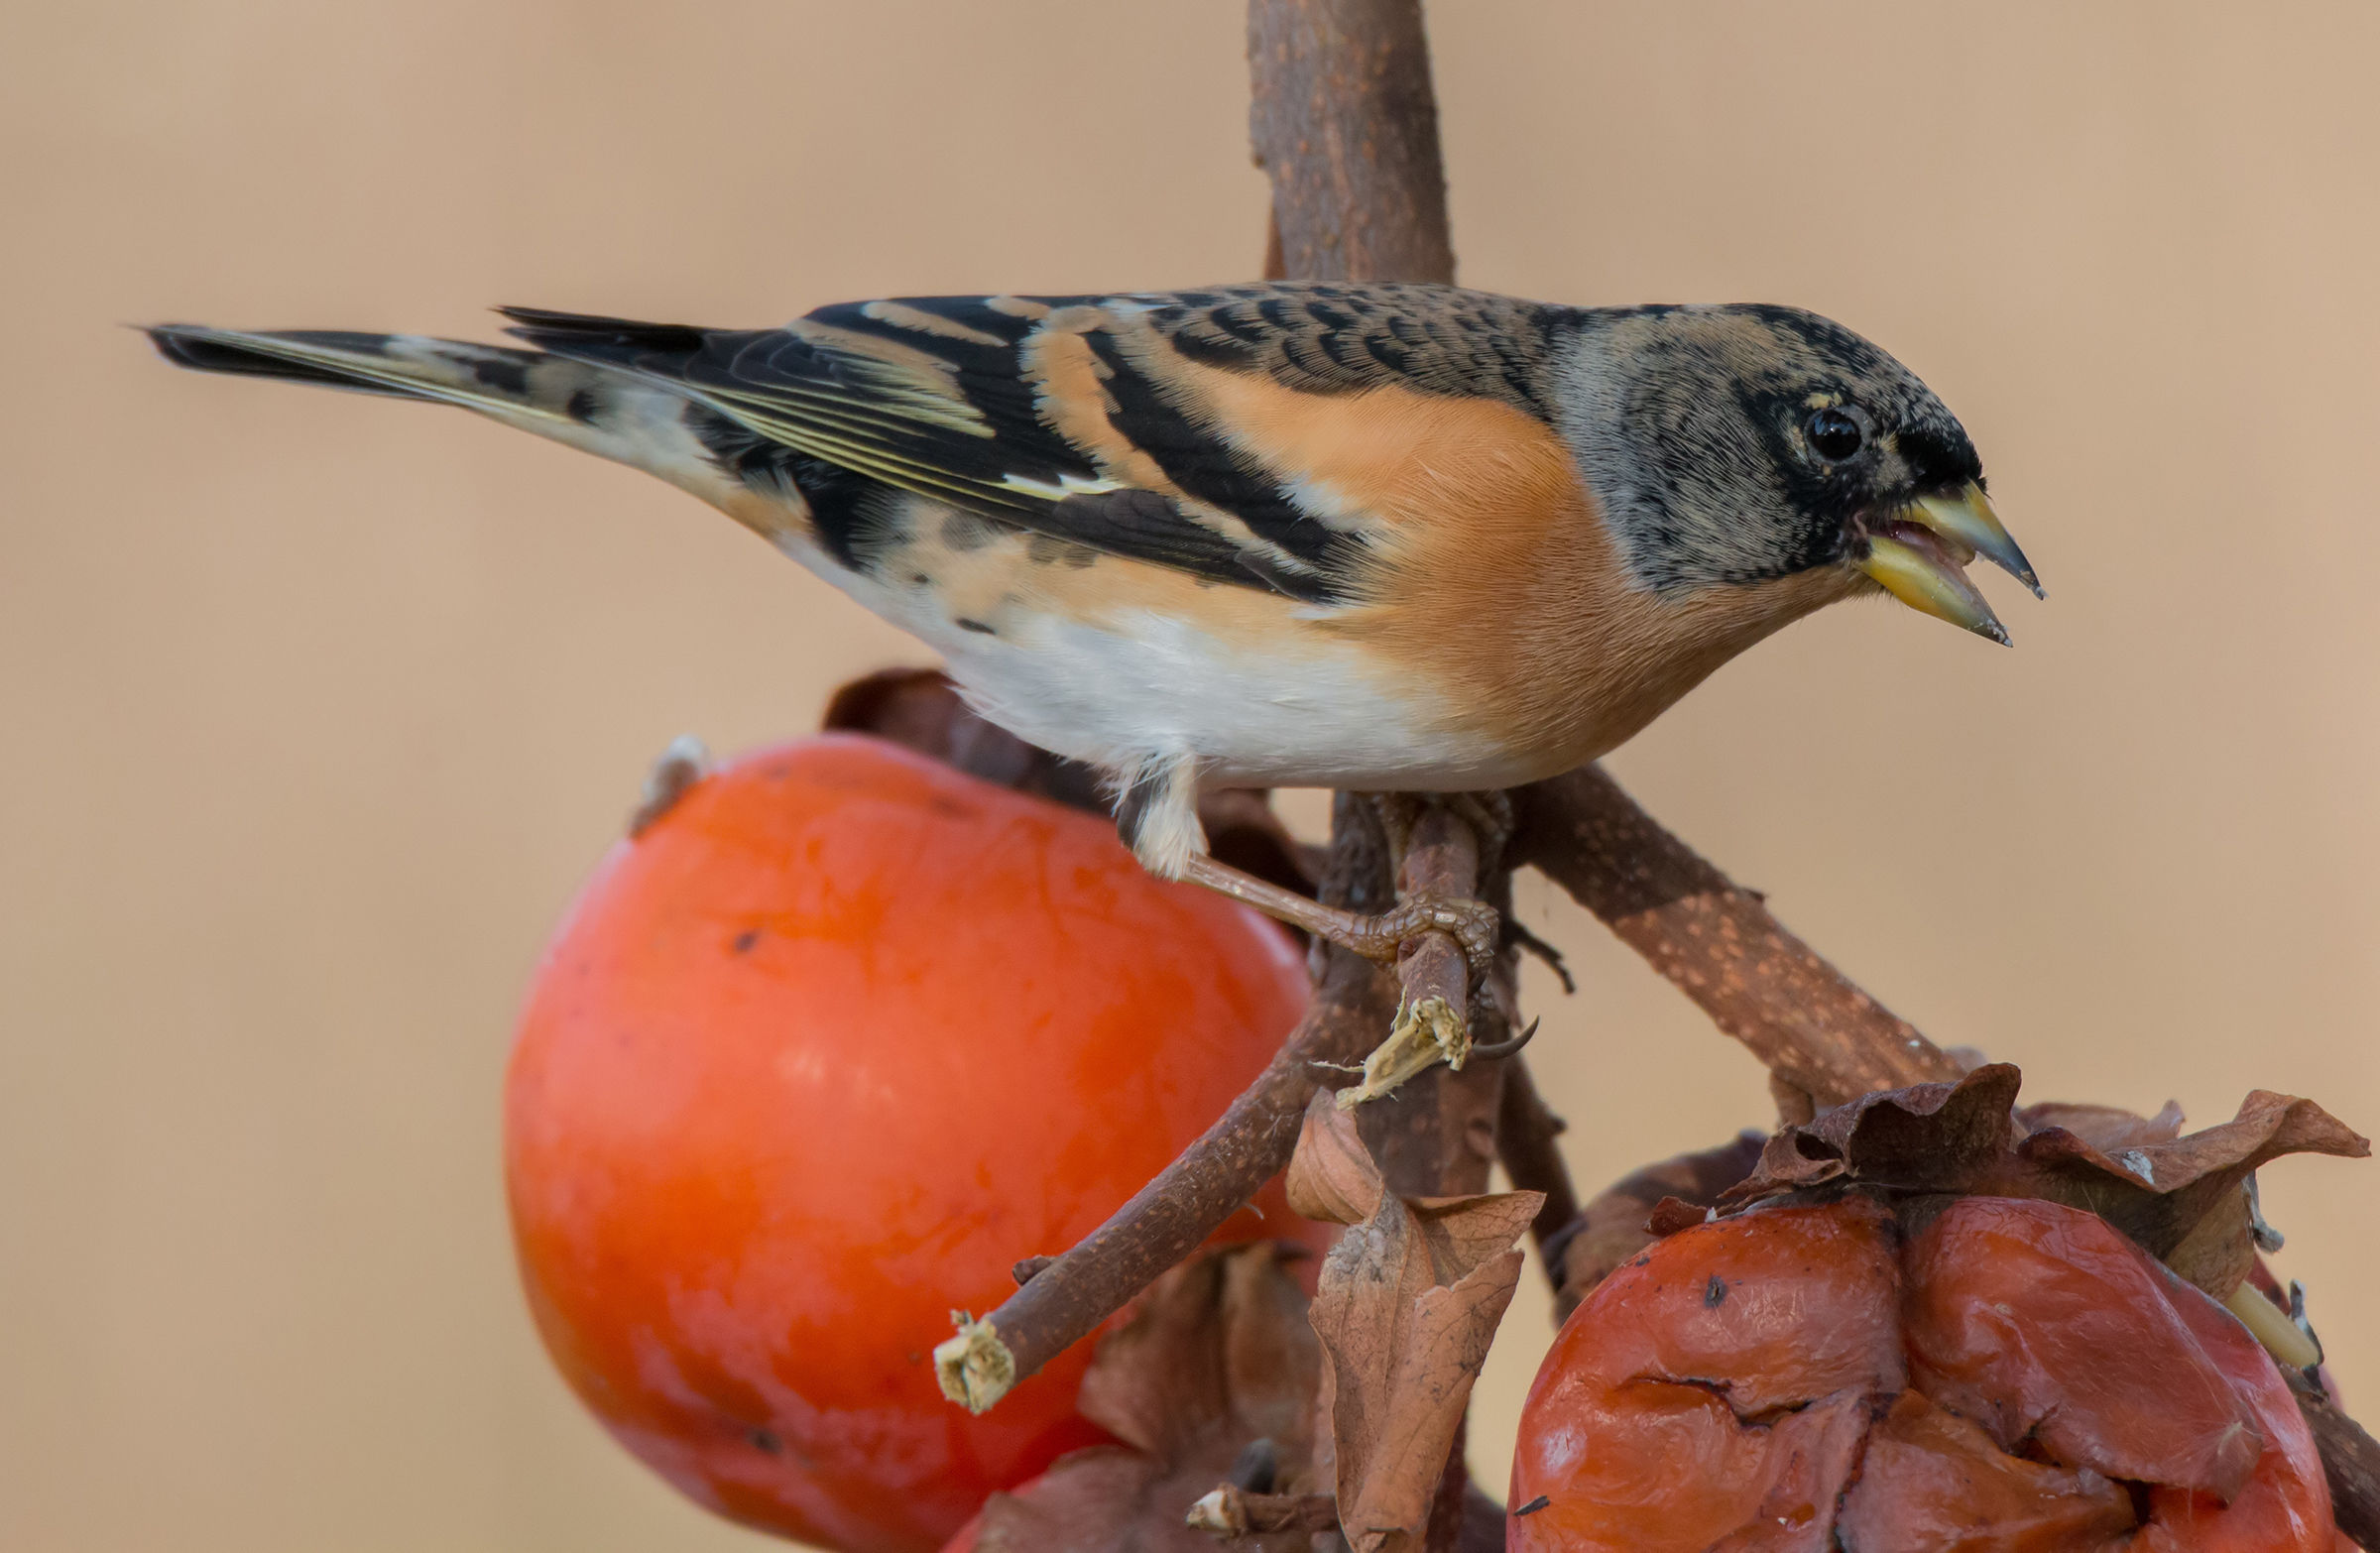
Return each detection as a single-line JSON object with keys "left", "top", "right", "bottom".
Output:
{"left": 505, "top": 736, "right": 1323, "bottom": 1553}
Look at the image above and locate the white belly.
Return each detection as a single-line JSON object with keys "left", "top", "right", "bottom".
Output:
{"left": 780, "top": 529, "right": 1528, "bottom": 790}
{"left": 952, "top": 606, "right": 1518, "bottom": 788}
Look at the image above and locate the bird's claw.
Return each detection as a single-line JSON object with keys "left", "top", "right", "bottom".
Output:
{"left": 1323, "top": 893, "right": 1503, "bottom": 980}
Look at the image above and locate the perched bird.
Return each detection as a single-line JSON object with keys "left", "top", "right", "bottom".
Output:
{"left": 149, "top": 284, "right": 2037, "bottom": 956}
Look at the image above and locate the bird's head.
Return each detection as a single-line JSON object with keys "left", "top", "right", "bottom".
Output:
{"left": 1551, "top": 302, "right": 2039, "bottom": 642}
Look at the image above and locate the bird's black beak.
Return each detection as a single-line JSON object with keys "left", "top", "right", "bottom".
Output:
{"left": 1856, "top": 481, "right": 2042, "bottom": 646}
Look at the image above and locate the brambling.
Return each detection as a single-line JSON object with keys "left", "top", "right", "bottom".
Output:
{"left": 149, "top": 284, "right": 2037, "bottom": 958}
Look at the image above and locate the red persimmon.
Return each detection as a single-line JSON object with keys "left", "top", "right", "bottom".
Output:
{"left": 1511, "top": 1195, "right": 2334, "bottom": 1551}
{"left": 505, "top": 736, "right": 1322, "bottom": 1553}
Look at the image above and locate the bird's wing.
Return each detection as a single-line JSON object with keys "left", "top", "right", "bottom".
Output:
{"left": 501, "top": 284, "right": 1560, "bottom": 606}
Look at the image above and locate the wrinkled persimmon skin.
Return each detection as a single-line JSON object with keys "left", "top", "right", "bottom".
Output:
{"left": 1906, "top": 1200, "right": 2268, "bottom": 1501}
{"left": 2123, "top": 1242, "right": 2332, "bottom": 1551}
{"left": 505, "top": 737, "right": 1325, "bottom": 1553}
{"left": 1508, "top": 1199, "right": 1903, "bottom": 1552}
{"left": 1909, "top": 1200, "right": 2331, "bottom": 1552}
{"left": 1510, "top": 1195, "right": 2335, "bottom": 1552}
{"left": 1838, "top": 1390, "right": 2140, "bottom": 1551}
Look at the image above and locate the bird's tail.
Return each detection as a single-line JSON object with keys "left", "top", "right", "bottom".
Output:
{"left": 144, "top": 321, "right": 743, "bottom": 508}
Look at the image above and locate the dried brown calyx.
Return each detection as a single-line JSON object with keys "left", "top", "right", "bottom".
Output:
{"left": 1553, "top": 1063, "right": 2368, "bottom": 1375}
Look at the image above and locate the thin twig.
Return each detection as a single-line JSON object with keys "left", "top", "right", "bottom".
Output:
{"left": 1494, "top": 1056, "right": 1580, "bottom": 1258}
{"left": 934, "top": 939, "right": 1394, "bottom": 1412}
{"left": 1357, "top": 801, "right": 1515, "bottom": 1553}
{"left": 1512, "top": 765, "right": 1964, "bottom": 1109}
{"left": 1185, "top": 1485, "right": 1342, "bottom": 1537}
{"left": 1354, "top": 799, "right": 1513, "bottom": 1207}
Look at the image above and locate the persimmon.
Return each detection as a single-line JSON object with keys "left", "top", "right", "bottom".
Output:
{"left": 504, "top": 736, "right": 1324, "bottom": 1553}
{"left": 1510, "top": 1195, "right": 2336, "bottom": 1551}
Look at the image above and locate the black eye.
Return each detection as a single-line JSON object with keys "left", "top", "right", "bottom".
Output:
{"left": 1806, "top": 406, "right": 1866, "bottom": 462}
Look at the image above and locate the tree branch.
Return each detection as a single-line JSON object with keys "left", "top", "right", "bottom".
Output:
{"left": 1511, "top": 765, "right": 1964, "bottom": 1109}
{"left": 1494, "top": 1055, "right": 1581, "bottom": 1257}
{"left": 2289, "top": 1370, "right": 2380, "bottom": 1550}
{"left": 1361, "top": 800, "right": 1504, "bottom": 1200}
{"left": 935, "top": 936, "right": 1394, "bottom": 1413}
{"left": 1249, "top": 0, "right": 1454, "bottom": 285}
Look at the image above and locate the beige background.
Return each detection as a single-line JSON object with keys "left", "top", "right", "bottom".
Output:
{"left": 6, "top": 2, "right": 2377, "bottom": 1548}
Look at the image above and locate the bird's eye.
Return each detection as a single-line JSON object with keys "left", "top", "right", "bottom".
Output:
{"left": 1805, "top": 406, "right": 1866, "bottom": 462}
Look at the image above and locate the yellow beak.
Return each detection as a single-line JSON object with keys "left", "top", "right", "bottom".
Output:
{"left": 1858, "top": 482, "right": 2040, "bottom": 646}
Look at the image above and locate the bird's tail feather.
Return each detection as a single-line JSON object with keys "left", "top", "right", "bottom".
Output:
{"left": 143, "top": 322, "right": 742, "bottom": 506}
{"left": 148, "top": 326, "right": 576, "bottom": 418}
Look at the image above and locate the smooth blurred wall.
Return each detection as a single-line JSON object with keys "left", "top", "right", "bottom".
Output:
{"left": 5, "top": 2, "right": 2376, "bottom": 1548}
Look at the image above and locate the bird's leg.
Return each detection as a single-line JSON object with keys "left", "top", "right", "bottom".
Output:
{"left": 1117, "top": 758, "right": 1502, "bottom": 978}
{"left": 1178, "top": 850, "right": 1501, "bottom": 973}
{"left": 1148, "top": 782, "right": 1520, "bottom": 1107}
{"left": 1320, "top": 792, "right": 1513, "bottom": 1107}
{"left": 1366, "top": 790, "right": 1510, "bottom": 981}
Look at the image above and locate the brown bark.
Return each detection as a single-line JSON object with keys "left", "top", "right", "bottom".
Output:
{"left": 2289, "top": 1370, "right": 2380, "bottom": 1549}
{"left": 1361, "top": 801, "right": 1506, "bottom": 1201}
{"left": 1494, "top": 1055, "right": 1582, "bottom": 1256}
{"left": 1248, "top": 0, "right": 1455, "bottom": 285}
{"left": 1512, "top": 765, "right": 1964, "bottom": 1109}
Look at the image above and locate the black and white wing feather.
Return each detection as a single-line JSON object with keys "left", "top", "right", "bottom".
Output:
{"left": 500, "top": 284, "right": 1562, "bottom": 606}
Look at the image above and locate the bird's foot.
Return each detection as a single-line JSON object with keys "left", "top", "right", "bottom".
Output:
{"left": 1318, "top": 891, "right": 1504, "bottom": 982}
{"left": 1178, "top": 853, "right": 1501, "bottom": 978}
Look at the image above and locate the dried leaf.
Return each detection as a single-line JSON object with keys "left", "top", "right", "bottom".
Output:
{"left": 2015, "top": 1098, "right": 2186, "bottom": 1155}
{"left": 1308, "top": 1113, "right": 1541, "bottom": 1553}
{"left": 969, "top": 1448, "right": 1184, "bottom": 1553}
{"left": 1407, "top": 1192, "right": 1545, "bottom": 1284}
{"left": 2019, "top": 1090, "right": 2370, "bottom": 1295}
{"left": 1084, "top": 1242, "right": 1320, "bottom": 1470}
{"left": 1643, "top": 1197, "right": 1712, "bottom": 1237}
{"left": 973, "top": 1243, "right": 1320, "bottom": 1553}
{"left": 1287, "top": 1089, "right": 1384, "bottom": 1226}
